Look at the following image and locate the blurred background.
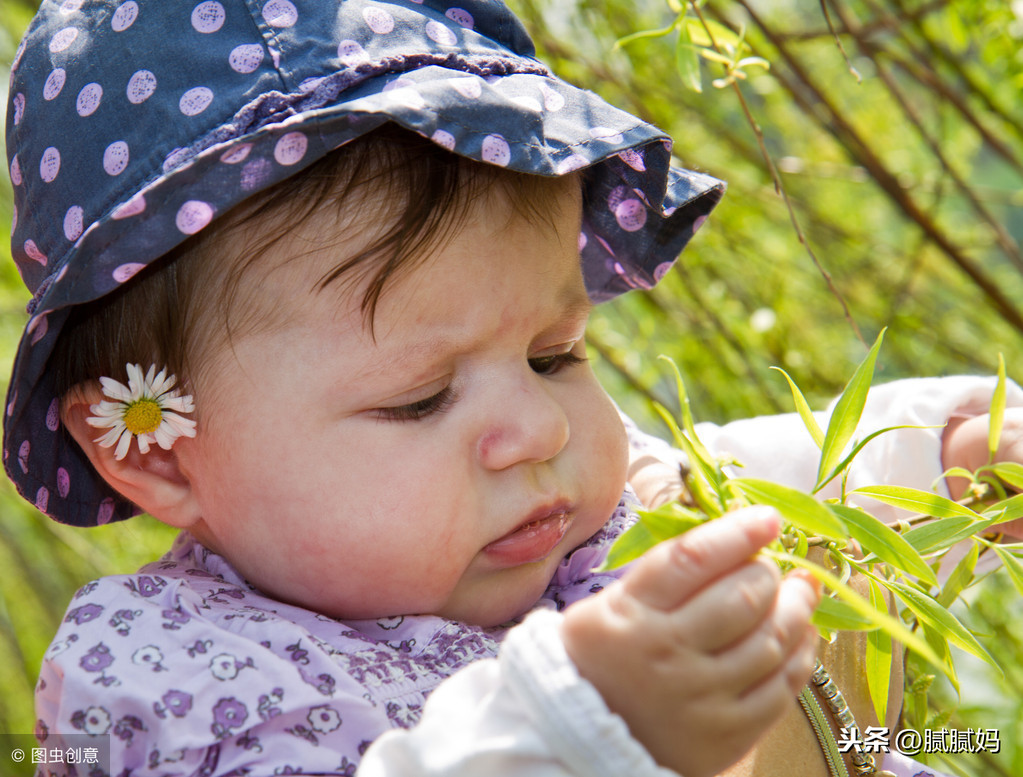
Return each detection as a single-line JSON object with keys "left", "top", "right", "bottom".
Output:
{"left": 2, "top": 0, "right": 1022, "bottom": 775}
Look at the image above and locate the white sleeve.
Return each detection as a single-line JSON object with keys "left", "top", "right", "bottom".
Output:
{"left": 357, "top": 608, "right": 679, "bottom": 777}
{"left": 695, "top": 376, "right": 1023, "bottom": 523}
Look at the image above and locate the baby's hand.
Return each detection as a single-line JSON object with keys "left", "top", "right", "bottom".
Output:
{"left": 943, "top": 408, "right": 1023, "bottom": 539}
{"left": 562, "top": 508, "right": 819, "bottom": 777}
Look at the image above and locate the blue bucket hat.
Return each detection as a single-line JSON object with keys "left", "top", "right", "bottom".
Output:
{"left": 5, "top": 0, "right": 725, "bottom": 527}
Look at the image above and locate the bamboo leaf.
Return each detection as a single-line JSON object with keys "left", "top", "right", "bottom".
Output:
{"left": 770, "top": 366, "right": 824, "bottom": 448}
{"left": 817, "top": 329, "right": 886, "bottom": 486}
{"left": 831, "top": 504, "right": 938, "bottom": 587}
{"left": 988, "top": 354, "right": 1007, "bottom": 460}
{"left": 731, "top": 478, "right": 848, "bottom": 540}
{"left": 992, "top": 546, "right": 1023, "bottom": 597}
{"left": 852, "top": 485, "right": 982, "bottom": 520}
{"left": 884, "top": 580, "right": 1000, "bottom": 672}
{"left": 866, "top": 578, "right": 892, "bottom": 725}
{"left": 763, "top": 549, "right": 945, "bottom": 672}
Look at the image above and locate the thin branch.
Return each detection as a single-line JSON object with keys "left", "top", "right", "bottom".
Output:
{"left": 688, "top": 0, "right": 866, "bottom": 346}
{"left": 729, "top": 0, "right": 1023, "bottom": 336}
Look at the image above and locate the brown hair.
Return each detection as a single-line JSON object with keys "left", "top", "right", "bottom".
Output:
{"left": 52, "top": 124, "right": 577, "bottom": 407}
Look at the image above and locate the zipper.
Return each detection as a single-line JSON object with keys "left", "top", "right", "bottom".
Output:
{"left": 799, "top": 685, "right": 852, "bottom": 777}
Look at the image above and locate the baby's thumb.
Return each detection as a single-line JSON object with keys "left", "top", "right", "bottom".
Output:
{"left": 620, "top": 506, "right": 781, "bottom": 612}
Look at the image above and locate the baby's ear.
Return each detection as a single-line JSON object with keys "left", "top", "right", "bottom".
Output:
{"left": 60, "top": 384, "right": 202, "bottom": 529}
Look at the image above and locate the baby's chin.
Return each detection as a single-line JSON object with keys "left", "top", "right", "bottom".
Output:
{"left": 431, "top": 562, "right": 568, "bottom": 628}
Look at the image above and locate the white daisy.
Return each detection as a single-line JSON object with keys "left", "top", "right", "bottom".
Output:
{"left": 87, "top": 363, "right": 197, "bottom": 460}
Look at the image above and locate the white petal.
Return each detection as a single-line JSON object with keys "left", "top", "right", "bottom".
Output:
{"left": 153, "top": 425, "right": 177, "bottom": 450}
{"left": 126, "top": 363, "right": 146, "bottom": 398}
{"left": 87, "top": 405, "right": 123, "bottom": 428}
{"left": 94, "top": 425, "right": 126, "bottom": 448}
{"left": 151, "top": 369, "right": 174, "bottom": 396}
{"left": 162, "top": 412, "right": 197, "bottom": 437}
{"left": 114, "top": 429, "right": 133, "bottom": 460}
{"left": 136, "top": 433, "right": 152, "bottom": 454}
{"left": 99, "top": 376, "right": 132, "bottom": 403}
{"left": 162, "top": 394, "right": 194, "bottom": 414}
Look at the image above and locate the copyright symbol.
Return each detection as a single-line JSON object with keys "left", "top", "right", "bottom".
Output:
{"left": 11, "top": 749, "right": 25, "bottom": 763}
{"left": 895, "top": 728, "right": 922, "bottom": 755}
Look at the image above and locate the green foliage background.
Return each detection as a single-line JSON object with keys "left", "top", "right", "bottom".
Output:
{"left": 1, "top": 1, "right": 1022, "bottom": 775}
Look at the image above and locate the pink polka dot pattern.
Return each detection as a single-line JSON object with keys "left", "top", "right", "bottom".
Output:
{"left": 44, "top": 68, "right": 67, "bottom": 100}
{"left": 191, "top": 1, "right": 225, "bottom": 33}
{"left": 111, "top": 1, "right": 140, "bottom": 32}
{"left": 5, "top": 0, "right": 723, "bottom": 527}
{"left": 126, "top": 70, "right": 157, "bottom": 104}
{"left": 103, "top": 141, "right": 130, "bottom": 176}
{"left": 76, "top": 83, "right": 103, "bottom": 116}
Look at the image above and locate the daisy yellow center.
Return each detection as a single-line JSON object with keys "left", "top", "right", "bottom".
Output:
{"left": 123, "top": 398, "right": 162, "bottom": 435}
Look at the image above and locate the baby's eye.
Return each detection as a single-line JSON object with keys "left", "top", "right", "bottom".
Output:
{"left": 528, "top": 351, "right": 586, "bottom": 376}
{"left": 376, "top": 386, "right": 456, "bottom": 422}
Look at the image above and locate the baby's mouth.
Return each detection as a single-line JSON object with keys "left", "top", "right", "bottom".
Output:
{"left": 483, "top": 508, "right": 573, "bottom": 567}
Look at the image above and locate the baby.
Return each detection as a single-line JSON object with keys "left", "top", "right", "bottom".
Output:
{"left": 6, "top": 2, "right": 1020, "bottom": 776}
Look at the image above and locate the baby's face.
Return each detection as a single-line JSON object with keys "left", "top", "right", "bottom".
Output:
{"left": 174, "top": 179, "right": 628, "bottom": 626}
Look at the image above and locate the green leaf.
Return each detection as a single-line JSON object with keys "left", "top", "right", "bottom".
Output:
{"left": 866, "top": 578, "right": 892, "bottom": 725}
{"left": 992, "top": 546, "right": 1023, "bottom": 597}
{"left": 903, "top": 516, "right": 994, "bottom": 554}
{"left": 920, "top": 620, "right": 959, "bottom": 695}
{"left": 657, "top": 356, "right": 702, "bottom": 449}
{"left": 812, "top": 594, "right": 878, "bottom": 632}
{"left": 817, "top": 329, "right": 886, "bottom": 487}
{"left": 985, "top": 493, "right": 1023, "bottom": 523}
{"left": 816, "top": 425, "right": 939, "bottom": 493}
{"left": 763, "top": 549, "right": 945, "bottom": 672}
{"left": 682, "top": 16, "right": 741, "bottom": 50}
{"left": 770, "top": 366, "right": 824, "bottom": 448}
{"left": 884, "top": 579, "right": 1000, "bottom": 671}
{"left": 852, "top": 485, "right": 982, "bottom": 520}
{"left": 830, "top": 504, "right": 938, "bottom": 587}
{"left": 675, "top": 25, "right": 702, "bottom": 93}
{"left": 731, "top": 478, "right": 849, "bottom": 540}
{"left": 614, "top": 19, "right": 681, "bottom": 51}
{"left": 988, "top": 462, "right": 1023, "bottom": 491}
{"left": 989, "top": 353, "right": 1007, "bottom": 460}
{"left": 936, "top": 542, "right": 979, "bottom": 608}
{"left": 598, "top": 520, "right": 660, "bottom": 571}
{"left": 651, "top": 402, "right": 724, "bottom": 517}
{"left": 597, "top": 506, "right": 706, "bottom": 572}
{"left": 736, "top": 56, "right": 770, "bottom": 70}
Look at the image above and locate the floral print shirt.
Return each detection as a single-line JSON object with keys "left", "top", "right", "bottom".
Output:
{"left": 34, "top": 496, "right": 638, "bottom": 777}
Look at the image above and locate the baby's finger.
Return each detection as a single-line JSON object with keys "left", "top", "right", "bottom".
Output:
{"left": 715, "top": 571, "right": 820, "bottom": 693}
{"left": 676, "top": 557, "right": 781, "bottom": 652}
{"left": 620, "top": 506, "right": 781, "bottom": 612}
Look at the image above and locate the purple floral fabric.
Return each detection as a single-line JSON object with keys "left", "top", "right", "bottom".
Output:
{"left": 35, "top": 496, "right": 638, "bottom": 777}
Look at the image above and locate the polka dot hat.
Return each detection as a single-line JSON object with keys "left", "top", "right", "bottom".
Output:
{"left": 4, "top": 0, "right": 725, "bottom": 527}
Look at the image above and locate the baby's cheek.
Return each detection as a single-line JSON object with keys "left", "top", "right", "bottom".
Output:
{"left": 583, "top": 389, "right": 630, "bottom": 501}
